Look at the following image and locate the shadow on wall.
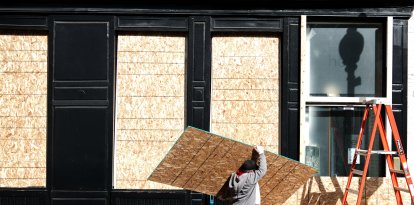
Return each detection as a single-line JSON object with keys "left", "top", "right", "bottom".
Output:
{"left": 299, "top": 177, "right": 382, "bottom": 204}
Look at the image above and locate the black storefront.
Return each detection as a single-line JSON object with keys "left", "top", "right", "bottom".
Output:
{"left": 0, "top": 0, "right": 412, "bottom": 204}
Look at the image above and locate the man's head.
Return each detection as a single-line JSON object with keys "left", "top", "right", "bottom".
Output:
{"left": 240, "top": 160, "right": 257, "bottom": 172}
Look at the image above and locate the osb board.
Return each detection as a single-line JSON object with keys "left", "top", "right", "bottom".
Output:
{"left": 115, "top": 34, "right": 185, "bottom": 189}
{"left": 149, "top": 127, "right": 317, "bottom": 205}
{"left": 116, "top": 97, "right": 184, "bottom": 119}
{"left": 0, "top": 33, "right": 47, "bottom": 187}
{"left": 211, "top": 35, "right": 280, "bottom": 153}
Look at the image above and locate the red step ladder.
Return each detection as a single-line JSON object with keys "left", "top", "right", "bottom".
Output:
{"left": 342, "top": 99, "right": 414, "bottom": 205}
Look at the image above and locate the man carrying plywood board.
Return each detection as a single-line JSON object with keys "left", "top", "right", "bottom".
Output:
{"left": 227, "top": 145, "right": 267, "bottom": 205}
{"left": 149, "top": 126, "right": 317, "bottom": 205}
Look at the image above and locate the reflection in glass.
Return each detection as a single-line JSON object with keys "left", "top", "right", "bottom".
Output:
{"left": 307, "top": 23, "right": 384, "bottom": 97}
{"left": 304, "top": 106, "right": 384, "bottom": 176}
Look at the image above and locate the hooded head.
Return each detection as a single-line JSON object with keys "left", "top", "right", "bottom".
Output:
{"left": 229, "top": 159, "right": 258, "bottom": 192}
{"left": 240, "top": 160, "right": 257, "bottom": 172}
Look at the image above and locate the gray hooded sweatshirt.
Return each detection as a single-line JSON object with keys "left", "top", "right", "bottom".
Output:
{"left": 228, "top": 153, "right": 267, "bottom": 205}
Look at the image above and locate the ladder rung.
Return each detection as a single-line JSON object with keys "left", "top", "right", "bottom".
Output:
{"left": 346, "top": 188, "right": 359, "bottom": 195}
{"left": 389, "top": 168, "right": 405, "bottom": 175}
{"left": 394, "top": 186, "right": 410, "bottom": 193}
{"left": 356, "top": 149, "right": 397, "bottom": 155}
{"left": 353, "top": 169, "right": 364, "bottom": 176}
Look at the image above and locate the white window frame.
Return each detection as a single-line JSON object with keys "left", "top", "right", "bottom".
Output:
{"left": 299, "top": 16, "right": 394, "bottom": 175}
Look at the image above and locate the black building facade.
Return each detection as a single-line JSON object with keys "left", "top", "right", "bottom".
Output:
{"left": 0, "top": 1, "right": 412, "bottom": 204}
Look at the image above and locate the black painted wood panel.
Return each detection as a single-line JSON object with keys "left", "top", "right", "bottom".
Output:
{"left": 0, "top": 15, "right": 48, "bottom": 30}
{"left": 111, "top": 190, "right": 188, "bottom": 205}
{"left": 52, "top": 20, "right": 109, "bottom": 81}
{"left": 281, "top": 17, "right": 300, "bottom": 160}
{"left": 0, "top": 2, "right": 412, "bottom": 17}
{"left": 392, "top": 18, "right": 408, "bottom": 152}
{"left": 187, "top": 16, "right": 211, "bottom": 130}
{"left": 0, "top": 190, "right": 48, "bottom": 205}
{"left": 48, "top": 16, "right": 114, "bottom": 205}
{"left": 52, "top": 198, "right": 107, "bottom": 205}
{"left": 51, "top": 107, "right": 109, "bottom": 190}
{"left": 54, "top": 87, "right": 108, "bottom": 100}
{"left": 211, "top": 17, "right": 282, "bottom": 32}
{"left": 117, "top": 16, "right": 188, "bottom": 31}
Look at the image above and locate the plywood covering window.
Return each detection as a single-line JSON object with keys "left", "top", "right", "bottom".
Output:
{"left": 115, "top": 33, "right": 185, "bottom": 189}
{"left": 0, "top": 32, "right": 47, "bottom": 187}
{"left": 211, "top": 34, "right": 280, "bottom": 153}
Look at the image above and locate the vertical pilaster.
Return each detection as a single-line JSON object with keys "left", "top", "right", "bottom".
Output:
{"left": 392, "top": 18, "right": 408, "bottom": 153}
{"left": 281, "top": 17, "right": 300, "bottom": 160}
{"left": 48, "top": 15, "right": 115, "bottom": 205}
{"left": 187, "top": 16, "right": 212, "bottom": 131}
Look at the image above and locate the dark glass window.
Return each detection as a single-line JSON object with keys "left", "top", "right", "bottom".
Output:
{"left": 307, "top": 23, "right": 384, "bottom": 97}
{"left": 303, "top": 21, "right": 387, "bottom": 177}
{"left": 304, "top": 107, "right": 385, "bottom": 176}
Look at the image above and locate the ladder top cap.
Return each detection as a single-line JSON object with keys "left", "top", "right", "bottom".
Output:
{"left": 359, "top": 97, "right": 391, "bottom": 105}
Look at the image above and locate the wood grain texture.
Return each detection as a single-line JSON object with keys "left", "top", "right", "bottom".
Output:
{"left": 149, "top": 127, "right": 317, "bottom": 204}
{"left": 211, "top": 35, "right": 280, "bottom": 154}
{"left": 115, "top": 33, "right": 185, "bottom": 189}
{"left": 0, "top": 33, "right": 47, "bottom": 187}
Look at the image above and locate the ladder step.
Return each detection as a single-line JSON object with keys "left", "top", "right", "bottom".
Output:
{"left": 356, "top": 149, "right": 397, "bottom": 155}
{"left": 353, "top": 169, "right": 364, "bottom": 176}
{"left": 394, "top": 186, "right": 410, "bottom": 193}
{"left": 389, "top": 168, "right": 405, "bottom": 175}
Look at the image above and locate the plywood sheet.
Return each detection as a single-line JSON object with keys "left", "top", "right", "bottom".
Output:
{"left": 115, "top": 34, "right": 185, "bottom": 189}
{"left": 211, "top": 35, "right": 280, "bottom": 154}
{"left": 149, "top": 127, "right": 317, "bottom": 205}
{"left": 0, "top": 33, "right": 47, "bottom": 187}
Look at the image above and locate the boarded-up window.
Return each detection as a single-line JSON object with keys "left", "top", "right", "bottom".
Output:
{"left": 211, "top": 34, "right": 280, "bottom": 153}
{"left": 0, "top": 32, "right": 47, "bottom": 187}
{"left": 115, "top": 33, "right": 185, "bottom": 189}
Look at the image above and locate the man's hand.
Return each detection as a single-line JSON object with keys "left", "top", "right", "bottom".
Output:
{"left": 254, "top": 145, "right": 264, "bottom": 155}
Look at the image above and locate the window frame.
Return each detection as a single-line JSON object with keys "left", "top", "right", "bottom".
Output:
{"left": 299, "top": 16, "right": 394, "bottom": 176}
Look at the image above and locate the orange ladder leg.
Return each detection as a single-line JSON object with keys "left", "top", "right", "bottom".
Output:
{"left": 342, "top": 104, "right": 370, "bottom": 205}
